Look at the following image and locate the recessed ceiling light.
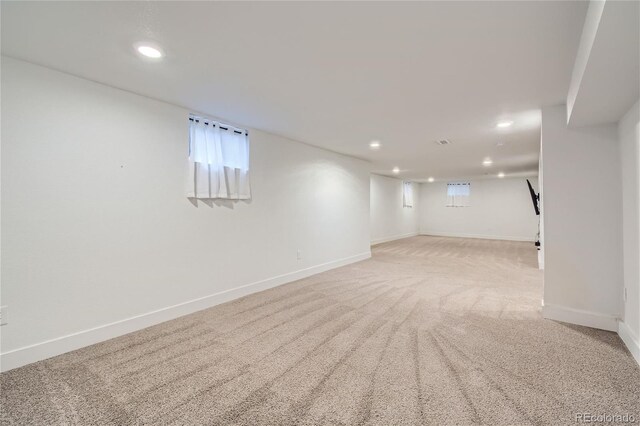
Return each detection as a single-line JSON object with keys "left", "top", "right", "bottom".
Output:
{"left": 427, "top": 177, "right": 435, "bottom": 183}
{"left": 135, "top": 43, "right": 163, "bottom": 59}
{"left": 497, "top": 120, "right": 513, "bottom": 128}
{"left": 369, "top": 141, "right": 381, "bottom": 149}
{"left": 392, "top": 167, "right": 400, "bottom": 174}
{"left": 498, "top": 172, "right": 505, "bottom": 178}
{"left": 483, "top": 158, "right": 493, "bottom": 166}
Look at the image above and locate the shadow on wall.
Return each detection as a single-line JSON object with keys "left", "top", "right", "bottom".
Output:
{"left": 187, "top": 198, "right": 252, "bottom": 209}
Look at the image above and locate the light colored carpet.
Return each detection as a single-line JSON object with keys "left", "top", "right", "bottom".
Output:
{"left": 1, "top": 236, "right": 638, "bottom": 425}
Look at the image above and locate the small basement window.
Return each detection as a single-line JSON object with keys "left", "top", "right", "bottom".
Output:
{"left": 403, "top": 181, "right": 414, "bottom": 208}
{"left": 187, "top": 115, "right": 251, "bottom": 200}
{"left": 447, "top": 182, "right": 470, "bottom": 207}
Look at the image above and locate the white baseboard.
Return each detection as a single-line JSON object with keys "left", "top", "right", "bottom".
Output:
{"left": 542, "top": 303, "right": 618, "bottom": 332}
{"left": 371, "top": 232, "right": 418, "bottom": 246}
{"left": 0, "top": 251, "right": 371, "bottom": 372}
{"left": 419, "top": 232, "right": 534, "bottom": 242}
{"left": 537, "top": 249, "right": 544, "bottom": 270}
{"left": 618, "top": 321, "right": 640, "bottom": 366}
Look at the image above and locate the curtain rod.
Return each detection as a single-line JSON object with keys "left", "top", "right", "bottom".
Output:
{"left": 188, "top": 117, "right": 248, "bottom": 136}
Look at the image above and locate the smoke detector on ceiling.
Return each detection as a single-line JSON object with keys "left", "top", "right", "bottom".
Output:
{"left": 435, "top": 139, "right": 451, "bottom": 145}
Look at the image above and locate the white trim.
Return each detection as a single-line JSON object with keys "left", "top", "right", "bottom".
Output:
{"left": 0, "top": 251, "right": 371, "bottom": 372}
{"left": 371, "top": 232, "right": 418, "bottom": 246}
{"left": 618, "top": 321, "right": 640, "bottom": 366}
{"left": 419, "top": 232, "right": 534, "bottom": 242}
{"left": 542, "top": 303, "right": 618, "bottom": 332}
{"left": 537, "top": 249, "right": 544, "bottom": 270}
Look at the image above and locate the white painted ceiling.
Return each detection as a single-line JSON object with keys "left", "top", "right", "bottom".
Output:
{"left": 1, "top": 1, "right": 587, "bottom": 180}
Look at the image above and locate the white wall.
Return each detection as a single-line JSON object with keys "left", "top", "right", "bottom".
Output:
{"left": 538, "top": 144, "right": 545, "bottom": 270}
{"left": 0, "top": 57, "right": 371, "bottom": 370}
{"left": 418, "top": 177, "right": 539, "bottom": 242}
{"left": 619, "top": 100, "right": 640, "bottom": 360}
{"left": 566, "top": 0, "right": 605, "bottom": 123}
{"left": 540, "top": 104, "right": 622, "bottom": 332}
{"left": 369, "top": 174, "right": 419, "bottom": 244}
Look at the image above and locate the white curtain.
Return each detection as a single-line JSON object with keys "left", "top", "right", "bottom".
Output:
{"left": 403, "top": 181, "right": 414, "bottom": 207}
{"left": 447, "top": 182, "right": 470, "bottom": 207}
{"left": 187, "top": 118, "right": 251, "bottom": 200}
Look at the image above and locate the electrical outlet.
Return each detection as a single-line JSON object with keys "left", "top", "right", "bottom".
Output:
{"left": 0, "top": 306, "right": 7, "bottom": 326}
{"left": 297, "top": 250, "right": 302, "bottom": 260}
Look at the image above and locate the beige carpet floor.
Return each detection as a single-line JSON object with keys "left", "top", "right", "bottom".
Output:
{"left": 1, "top": 236, "right": 639, "bottom": 425}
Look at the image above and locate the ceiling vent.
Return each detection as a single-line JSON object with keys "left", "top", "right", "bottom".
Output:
{"left": 435, "top": 139, "right": 451, "bottom": 145}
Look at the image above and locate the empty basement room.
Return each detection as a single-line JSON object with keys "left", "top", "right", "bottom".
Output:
{"left": 1, "top": 1, "right": 639, "bottom": 425}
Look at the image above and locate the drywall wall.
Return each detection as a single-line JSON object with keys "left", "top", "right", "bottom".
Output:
{"left": 0, "top": 57, "right": 371, "bottom": 370}
{"left": 540, "top": 104, "right": 622, "bottom": 331}
{"left": 567, "top": 0, "right": 640, "bottom": 127}
{"left": 418, "top": 177, "right": 539, "bottom": 242}
{"left": 619, "top": 100, "right": 640, "bottom": 362}
{"left": 370, "top": 174, "right": 419, "bottom": 244}
{"left": 538, "top": 144, "right": 545, "bottom": 270}
{"left": 566, "top": 0, "right": 605, "bottom": 124}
